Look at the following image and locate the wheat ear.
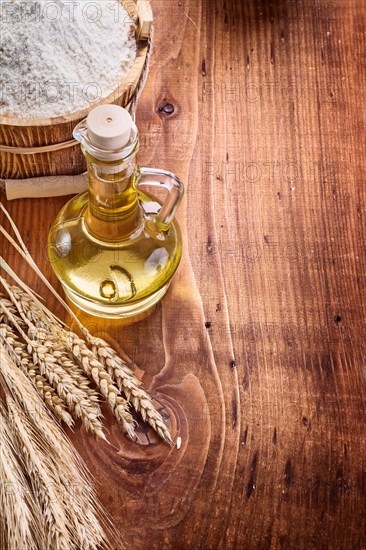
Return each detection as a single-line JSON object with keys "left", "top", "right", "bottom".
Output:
{"left": 7, "top": 282, "right": 172, "bottom": 443}
{"left": 0, "top": 322, "right": 74, "bottom": 427}
{"left": 90, "top": 336, "right": 173, "bottom": 445}
{"left": 6, "top": 286, "right": 101, "bottom": 405}
{"left": 61, "top": 329, "right": 137, "bottom": 439}
{"left": 11, "top": 286, "right": 173, "bottom": 445}
{"left": 32, "top": 278, "right": 174, "bottom": 444}
{"left": 0, "top": 297, "right": 106, "bottom": 440}
{"left": 0, "top": 299, "right": 74, "bottom": 426}
{"left": 3, "top": 284, "right": 137, "bottom": 439}
{"left": 0, "top": 343, "right": 112, "bottom": 549}
{"left": 26, "top": 331, "right": 106, "bottom": 441}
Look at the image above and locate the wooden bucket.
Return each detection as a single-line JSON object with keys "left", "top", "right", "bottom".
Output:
{"left": 0, "top": 0, "right": 152, "bottom": 179}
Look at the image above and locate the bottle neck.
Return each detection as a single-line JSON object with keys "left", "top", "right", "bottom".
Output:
{"left": 84, "top": 150, "right": 142, "bottom": 240}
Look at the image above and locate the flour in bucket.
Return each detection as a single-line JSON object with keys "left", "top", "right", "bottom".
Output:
{"left": 0, "top": 0, "right": 137, "bottom": 118}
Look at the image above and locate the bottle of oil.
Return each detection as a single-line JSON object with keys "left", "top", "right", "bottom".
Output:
{"left": 48, "top": 105, "right": 184, "bottom": 318}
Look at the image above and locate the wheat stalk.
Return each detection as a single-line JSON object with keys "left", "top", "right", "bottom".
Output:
{"left": 2, "top": 288, "right": 101, "bottom": 406}
{"left": 0, "top": 300, "right": 74, "bottom": 426}
{"left": 1, "top": 284, "right": 138, "bottom": 440}
{"left": 0, "top": 322, "right": 74, "bottom": 427}
{"left": 0, "top": 403, "right": 43, "bottom": 550}
{"left": 3, "top": 283, "right": 136, "bottom": 432}
{"left": 0, "top": 343, "right": 112, "bottom": 549}
{"left": 11, "top": 283, "right": 172, "bottom": 444}
{"left": 0, "top": 203, "right": 174, "bottom": 445}
{"left": 0, "top": 278, "right": 136, "bottom": 440}
{"left": 6, "top": 395, "right": 75, "bottom": 549}
{"left": 0, "top": 296, "right": 106, "bottom": 440}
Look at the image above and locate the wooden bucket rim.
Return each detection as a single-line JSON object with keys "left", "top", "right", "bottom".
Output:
{"left": 0, "top": 0, "right": 151, "bottom": 128}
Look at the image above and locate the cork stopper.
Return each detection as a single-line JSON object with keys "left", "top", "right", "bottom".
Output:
{"left": 86, "top": 105, "right": 133, "bottom": 150}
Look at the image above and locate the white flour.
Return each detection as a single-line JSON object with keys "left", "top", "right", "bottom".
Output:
{"left": 0, "top": 0, "right": 137, "bottom": 118}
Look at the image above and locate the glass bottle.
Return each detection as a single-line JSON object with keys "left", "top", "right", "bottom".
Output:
{"left": 48, "top": 105, "right": 184, "bottom": 318}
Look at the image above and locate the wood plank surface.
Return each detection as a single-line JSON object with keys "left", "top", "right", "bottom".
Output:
{"left": 1, "top": 0, "right": 366, "bottom": 548}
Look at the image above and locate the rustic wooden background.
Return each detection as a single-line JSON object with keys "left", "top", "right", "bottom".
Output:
{"left": 2, "top": 0, "right": 366, "bottom": 548}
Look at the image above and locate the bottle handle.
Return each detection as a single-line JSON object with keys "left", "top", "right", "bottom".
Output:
{"left": 137, "top": 167, "right": 184, "bottom": 232}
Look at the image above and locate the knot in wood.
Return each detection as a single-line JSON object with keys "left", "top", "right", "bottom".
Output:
{"left": 158, "top": 103, "right": 175, "bottom": 115}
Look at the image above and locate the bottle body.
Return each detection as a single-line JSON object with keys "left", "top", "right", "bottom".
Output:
{"left": 48, "top": 105, "right": 183, "bottom": 319}
{"left": 48, "top": 187, "right": 182, "bottom": 318}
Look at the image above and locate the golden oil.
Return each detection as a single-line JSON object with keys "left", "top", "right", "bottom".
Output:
{"left": 48, "top": 106, "right": 183, "bottom": 318}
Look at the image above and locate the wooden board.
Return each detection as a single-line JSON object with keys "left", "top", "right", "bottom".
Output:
{"left": 1, "top": 0, "right": 366, "bottom": 548}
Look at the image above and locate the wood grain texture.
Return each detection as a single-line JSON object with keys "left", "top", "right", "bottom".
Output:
{"left": 1, "top": 0, "right": 366, "bottom": 548}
